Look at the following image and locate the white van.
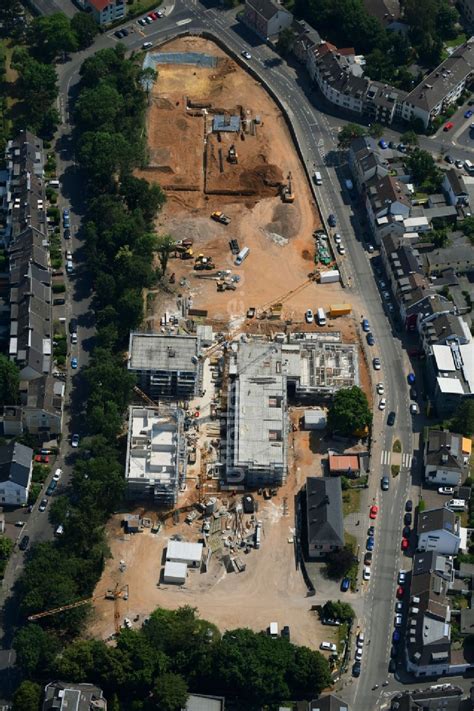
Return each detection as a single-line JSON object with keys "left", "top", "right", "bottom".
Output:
{"left": 313, "top": 171, "right": 322, "bottom": 185}
{"left": 55, "top": 524, "right": 64, "bottom": 536}
{"left": 269, "top": 622, "right": 279, "bottom": 637}
{"left": 317, "top": 307, "right": 326, "bottom": 326}
{"left": 235, "top": 246, "right": 249, "bottom": 266}
{"left": 464, "top": 160, "right": 474, "bottom": 174}
{"left": 48, "top": 179, "right": 60, "bottom": 188}
{"left": 445, "top": 499, "right": 466, "bottom": 511}
{"left": 142, "top": 42, "right": 153, "bottom": 49}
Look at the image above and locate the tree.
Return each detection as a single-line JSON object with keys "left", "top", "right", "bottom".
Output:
{"left": 431, "top": 228, "right": 450, "bottom": 248}
{"left": 0, "top": 354, "right": 19, "bottom": 405}
{"left": 407, "top": 148, "right": 443, "bottom": 191}
{"left": 13, "top": 54, "right": 58, "bottom": 134}
{"left": 400, "top": 130, "right": 419, "bottom": 146}
{"left": 368, "top": 123, "right": 384, "bottom": 139}
{"left": 151, "top": 673, "right": 188, "bottom": 711}
{"left": 288, "top": 645, "right": 332, "bottom": 699}
{"left": 12, "top": 680, "right": 42, "bottom": 711}
{"left": 276, "top": 27, "right": 295, "bottom": 56}
{"left": 120, "top": 175, "right": 166, "bottom": 224}
{"left": 451, "top": 400, "right": 474, "bottom": 437}
{"left": 322, "top": 599, "right": 355, "bottom": 622}
{"left": 13, "top": 624, "right": 60, "bottom": 676}
{"left": 75, "top": 83, "right": 124, "bottom": 133}
{"left": 0, "top": 0, "right": 23, "bottom": 34}
{"left": 0, "top": 535, "right": 13, "bottom": 560}
{"left": 325, "top": 546, "right": 355, "bottom": 579}
{"left": 155, "top": 234, "right": 176, "bottom": 278}
{"left": 71, "top": 12, "right": 99, "bottom": 50}
{"left": 462, "top": 216, "right": 474, "bottom": 237}
{"left": 29, "top": 13, "right": 78, "bottom": 62}
{"left": 338, "top": 123, "right": 366, "bottom": 148}
{"left": 77, "top": 131, "right": 134, "bottom": 188}
{"left": 327, "top": 386, "right": 372, "bottom": 435}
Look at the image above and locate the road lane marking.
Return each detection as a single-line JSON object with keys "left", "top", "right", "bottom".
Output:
{"left": 176, "top": 18, "right": 192, "bottom": 25}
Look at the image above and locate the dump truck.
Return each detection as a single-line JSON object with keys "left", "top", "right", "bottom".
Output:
{"left": 319, "top": 269, "right": 340, "bottom": 284}
{"left": 211, "top": 211, "right": 231, "bottom": 225}
{"left": 329, "top": 303, "right": 352, "bottom": 317}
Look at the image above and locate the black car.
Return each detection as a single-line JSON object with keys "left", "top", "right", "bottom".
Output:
{"left": 367, "top": 333, "right": 375, "bottom": 346}
{"left": 69, "top": 318, "right": 78, "bottom": 334}
{"left": 281, "top": 625, "right": 290, "bottom": 641}
{"left": 405, "top": 499, "right": 413, "bottom": 512}
{"left": 352, "top": 661, "right": 361, "bottom": 677}
{"left": 410, "top": 387, "right": 417, "bottom": 400}
{"left": 445, "top": 155, "right": 454, "bottom": 164}
{"left": 122, "top": 28, "right": 129, "bottom": 36}
{"left": 114, "top": 30, "right": 124, "bottom": 38}
{"left": 64, "top": 228, "right": 71, "bottom": 239}
{"left": 364, "top": 551, "right": 373, "bottom": 565}
{"left": 19, "top": 535, "right": 29, "bottom": 551}
{"left": 390, "top": 645, "right": 398, "bottom": 657}
{"left": 39, "top": 498, "right": 48, "bottom": 512}
{"left": 387, "top": 411, "right": 396, "bottom": 426}
{"left": 403, "top": 525, "right": 411, "bottom": 538}
{"left": 388, "top": 658, "right": 396, "bottom": 673}
{"left": 53, "top": 298, "right": 65, "bottom": 306}
{"left": 328, "top": 213, "right": 337, "bottom": 227}
{"left": 404, "top": 512, "right": 412, "bottom": 526}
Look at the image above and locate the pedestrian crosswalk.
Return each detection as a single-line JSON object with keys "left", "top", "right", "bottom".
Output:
{"left": 380, "top": 451, "right": 413, "bottom": 468}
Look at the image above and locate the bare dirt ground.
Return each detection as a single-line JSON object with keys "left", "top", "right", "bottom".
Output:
{"left": 137, "top": 36, "right": 364, "bottom": 328}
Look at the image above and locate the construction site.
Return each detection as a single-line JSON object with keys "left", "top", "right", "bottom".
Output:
{"left": 138, "top": 35, "right": 359, "bottom": 327}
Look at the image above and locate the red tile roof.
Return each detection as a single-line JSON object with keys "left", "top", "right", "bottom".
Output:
{"left": 88, "top": 0, "right": 112, "bottom": 11}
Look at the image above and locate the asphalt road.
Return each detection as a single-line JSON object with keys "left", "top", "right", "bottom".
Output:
{"left": 0, "top": 3, "right": 472, "bottom": 706}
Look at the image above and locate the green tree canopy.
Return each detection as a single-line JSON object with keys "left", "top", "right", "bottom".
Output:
{"left": 71, "top": 12, "right": 99, "bottom": 49}
{"left": 12, "top": 680, "right": 42, "bottom": 711}
{"left": 400, "top": 130, "right": 419, "bottom": 145}
{"left": 152, "top": 673, "right": 188, "bottom": 711}
{"left": 75, "top": 83, "right": 124, "bottom": 133}
{"left": 327, "top": 386, "right": 372, "bottom": 435}
{"left": 326, "top": 546, "right": 356, "bottom": 579}
{"left": 13, "top": 624, "right": 60, "bottom": 676}
{"left": 407, "top": 148, "right": 443, "bottom": 191}
{"left": 322, "top": 599, "right": 355, "bottom": 622}
{"left": 77, "top": 131, "right": 134, "bottom": 189}
{"left": 451, "top": 400, "right": 474, "bottom": 437}
{"left": 338, "top": 123, "right": 366, "bottom": 148}
{"left": 29, "top": 13, "right": 78, "bottom": 62}
{"left": 0, "top": 354, "right": 19, "bottom": 405}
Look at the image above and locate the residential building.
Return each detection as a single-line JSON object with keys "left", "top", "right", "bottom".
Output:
{"left": 428, "top": 341, "right": 474, "bottom": 417}
{"left": 420, "top": 313, "right": 471, "bottom": 353}
{"left": 443, "top": 169, "right": 469, "bottom": 206}
{"left": 417, "top": 507, "right": 461, "bottom": 555}
{"left": 412, "top": 293, "right": 455, "bottom": 335}
{"left": 402, "top": 39, "right": 474, "bottom": 128}
{"left": 425, "top": 245, "right": 473, "bottom": 276}
{"left": 459, "top": 0, "right": 474, "bottom": 24}
{"left": 307, "top": 42, "right": 368, "bottom": 115}
{"left": 305, "top": 477, "right": 344, "bottom": 559}
{"left": 225, "top": 341, "right": 288, "bottom": 488}
{"left": 309, "top": 694, "right": 352, "bottom": 711}
{"left": 328, "top": 453, "right": 360, "bottom": 476}
{"left": 43, "top": 681, "right": 107, "bottom": 710}
{"left": 365, "top": 81, "right": 406, "bottom": 125}
{"left": 389, "top": 686, "right": 464, "bottom": 710}
{"left": 125, "top": 406, "right": 186, "bottom": 506}
{"left": 0, "top": 442, "right": 32, "bottom": 507}
{"left": 243, "top": 0, "right": 293, "bottom": 41}
{"left": 83, "top": 0, "right": 125, "bottom": 25}
{"left": 380, "top": 238, "right": 424, "bottom": 306}
{"left": 365, "top": 175, "right": 411, "bottom": 240}
{"left": 291, "top": 20, "right": 321, "bottom": 63}
{"left": 348, "top": 136, "right": 389, "bottom": 191}
{"left": 128, "top": 332, "right": 203, "bottom": 400}
{"left": 424, "top": 429, "right": 471, "bottom": 487}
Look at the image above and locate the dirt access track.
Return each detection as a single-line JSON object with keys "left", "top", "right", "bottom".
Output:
{"left": 138, "top": 36, "right": 352, "bottom": 326}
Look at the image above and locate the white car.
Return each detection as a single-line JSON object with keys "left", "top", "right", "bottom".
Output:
{"left": 355, "top": 648, "right": 363, "bottom": 661}
{"left": 378, "top": 398, "right": 386, "bottom": 410}
{"left": 305, "top": 309, "right": 314, "bottom": 323}
{"left": 338, "top": 244, "right": 346, "bottom": 255}
{"left": 410, "top": 403, "right": 419, "bottom": 415}
{"left": 142, "top": 41, "right": 153, "bottom": 49}
{"left": 65, "top": 250, "right": 72, "bottom": 260}
{"left": 241, "top": 50, "right": 251, "bottom": 60}
{"left": 334, "top": 233, "right": 342, "bottom": 245}
{"left": 373, "top": 358, "right": 381, "bottom": 370}
{"left": 320, "top": 641, "right": 337, "bottom": 652}
{"left": 438, "top": 486, "right": 454, "bottom": 495}
{"left": 394, "top": 614, "right": 403, "bottom": 627}
{"left": 377, "top": 383, "right": 384, "bottom": 395}
{"left": 398, "top": 570, "right": 407, "bottom": 584}
{"left": 363, "top": 566, "right": 371, "bottom": 581}
{"left": 367, "top": 244, "right": 375, "bottom": 253}
{"left": 71, "top": 434, "right": 80, "bottom": 448}
{"left": 357, "top": 631, "right": 364, "bottom": 646}
{"left": 53, "top": 467, "right": 62, "bottom": 481}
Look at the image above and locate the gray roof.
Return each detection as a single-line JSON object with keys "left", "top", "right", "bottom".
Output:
{"left": 128, "top": 333, "right": 200, "bottom": 373}
{"left": 426, "top": 244, "right": 473, "bottom": 271}
{"left": 306, "top": 477, "right": 344, "bottom": 547}
{"left": 313, "top": 45, "right": 368, "bottom": 101}
{"left": 418, "top": 507, "right": 457, "bottom": 535}
{"left": 0, "top": 442, "right": 32, "bottom": 488}
{"left": 444, "top": 168, "right": 468, "bottom": 196}
{"left": 404, "top": 38, "right": 474, "bottom": 113}
{"left": 421, "top": 313, "right": 470, "bottom": 346}
{"left": 310, "top": 694, "right": 351, "bottom": 711}
{"left": 43, "top": 681, "right": 106, "bottom": 711}
{"left": 389, "top": 686, "right": 463, "bottom": 711}
{"left": 185, "top": 694, "right": 225, "bottom": 711}
{"left": 425, "top": 429, "right": 469, "bottom": 471}
{"left": 246, "top": 0, "right": 285, "bottom": 20}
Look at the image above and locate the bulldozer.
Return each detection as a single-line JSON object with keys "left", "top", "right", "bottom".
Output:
{"left": 228, "top": 145, "right": 238, "bottom": 164}
{"left": 194, "top": 254, "right": 215, "bottom": 271}
{"left": 211, "top": 211, "right": 231, "bottom": 225}
{"left": 281, "top": 172, "right": 295, "bottom": 203}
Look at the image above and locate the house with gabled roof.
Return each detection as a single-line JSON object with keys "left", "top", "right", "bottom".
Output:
{"left": 305, "top": 477, "right": 344, "bottom": 559}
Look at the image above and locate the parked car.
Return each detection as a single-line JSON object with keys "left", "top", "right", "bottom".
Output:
{"left": 405, "top": 500, "right": 413, "bottom": 512}
{"left": 398, "top": 570, "right": 407, "bottom": 584}
{"left": 438, "top": 486, "right": 455, "bottom": 495}
{"left": 395, "top": 601, "right": 404, "bottom": 613}
{"left": 369, "top": 505, "right": 378, "bottom": 519}
{"left": 404, "top": 512, "right": 412, "bottom": 526}
{"left": 53, "top": 468, "right": 62, "bottom": 481}
{"left": 34, "top": 454, "right": 49, "bottom": 463}
{"left": 387, "top": 411, "right": 396, "bottom": 426}
{"left": 305, "top": 309, "right": 314, "bottom": 323}
{"left": 334, "top": 233, "right": 342, "bottom": 245}
{"left": 379, "top": 398, "right": 386, "bottom": 410}
{"left": 71, "top": 357, "right": 78, "bottom": 369}
{"left": 410, "top": 387, "right": 417, "bottom": 400}
{"left": 114, "top": 30, "right": 124, "bottom": 38}
{"left": 142, "top": 41, "right": 153, "bottom": 49}
{"left": 19, "top": 535, "right": 29, "bottom": 551}
{"left": 320, "top": 642, "right": 337, "bottom": 652}
{"left": 377, "top": 382, "right": 384, "bottom": 395}
{"left": 401, "top": 537, "right": 409, "bottom": 551}
{"left": 362, "top": 318, "right": 370, "bottom": 332}
{"left": 352, "top": 661, "right": 361, "bottom": 677}
{"left": 355, "top": 647, "right": 363, "bottom": 661}
{"left": 367, "top": 332, "right": 375, "bottom": 346}
{"left": 341, "top": 577, "right": 350, "bottom": 592}
{"left": 121, "top": 27, "right": 129, "bottom": 35}
{"left": 379, "top": 139, "right": 388, "bottom": 149}
{"left": 138, "top": 17, "right": 147, "bottom": 25}
{"left": 46, "top": 481, "right": 57, "bottom": 496}
{"left": 402, "top": 525, "right": 411, "bottom": 538}
{"left": 241, "top": 50, "right": 251, "bottom": 60}
{"left": 328, "top": 214, "right": 337, "bottom": 227}
{"left": 373, "top": 357, "right": 381, "bottom": 370}
{"left": 53, "top": 298, "right": 65, "bottom": 306}
{"left": 393, "top": 629, "right": 401, "bottom": 642}
{"left": 338, "top": 244, "right": 346, "bottom": 255}
{"left": 394, "top": 613, "right": 403, "bottom": 626}
{"left": 366, "top": 536, "right": 375, "bottom": 551}
{"left": 396, "top": 586, "right": 404, "bottom": 599}
{"left": 39, "top": 498, "right": 48, "bottom": 512}
{"left": 407, "top": 373, "right": 416, "bottom": 385}
{"left": 381, "top": 476, "right": 389, "bottom": 491}
{"left": 465, "top": 109, "right": 473, "bottom": 118}
{"left": 322, "top": 618, "right": 341, "bottom": 626}
{"left": 455, "top": 159, "right": 464, "bottom": 169}
{"left": 443, "top": 121, "right": 454, "bottom": 131}
{"left": 368, "top": 525, "right": 375, "bottom": 536}
{"left": 410, "top": 403, "right": 419, "bottom": 415}
{"left": 71, "top": 434, "right": 80, "bottom": 448}
{"left": 364, "top": 551, "right": 373, "bottom": 565}
{"left": 445, "top": 155, "right": 454, "bottom": 164}
{"left": 363, "top": 566, "right": 371, "bottom": 581}
{"left": 64, "top": 227, "right": 70, "bottom": 239}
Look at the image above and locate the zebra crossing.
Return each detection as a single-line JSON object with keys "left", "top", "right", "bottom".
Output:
{"left": 380, "top": 450, "right": 413, "bottom": 468}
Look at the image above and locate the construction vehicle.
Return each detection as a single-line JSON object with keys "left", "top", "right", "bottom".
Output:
{"left": 229, "top": 239, "right": 240, "bottom": 255}
{"left": 28, "top": 584, "right": 129, "bottom": 635}
{"left": 194, "top": 254, "right": 215, "bottom": 271}
{"left": 211, "top": 211, "right": 231, "bottom": 225}
{"left": 228, "top": 145, "right": 238, "bottom": 164}
{"left": 173, "top": 239, "right": 194, "bottom": 260}
{"left": 281, "top": 172, "right": 295, "bottom": 203}
{"left": 217, "top": 280, "right": 236, "bottom": 291}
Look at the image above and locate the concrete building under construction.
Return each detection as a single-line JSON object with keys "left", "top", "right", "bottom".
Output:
{"left": 224, "top": 336, "right": 358, "bottom": 488}
{"left": 125, "top": 406, "right": 186, "bottom": 507}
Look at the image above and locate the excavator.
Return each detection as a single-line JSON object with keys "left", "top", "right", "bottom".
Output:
{"left": 211, "top": 211, "right": 231, "bottom": 225}
{"left": 281, "top": 172, "right": 295, "bottom": 203}
{"left": 194, "top": 254, "right": 215, "bottom": 271}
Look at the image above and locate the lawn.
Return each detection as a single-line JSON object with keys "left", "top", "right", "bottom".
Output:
{"left": 342, "top": 488, "right": 361, "bottom": 516}
{"left": 392, "top": 439, "right": 402, "bottom": 453}
{"left": 445, "top": 33, "right": 467, "bottom": 49}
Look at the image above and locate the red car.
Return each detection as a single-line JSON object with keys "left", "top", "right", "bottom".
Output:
{"left": 443, "top": 121, "right": 454, "bottom": 131}
{"left": 150, "top": 11, "right": 158, "bottom": 19}
{"left": 396, "top": 586, "right": 404, "bottom": 598}
{"left": 34, "top": 454, "right": 49, "bottom": 464}
{"left": 369, "top": 505, "right": 379, "bottom": 520}
{"left": 401, "top": 537, "right": 409, "bottom": 550}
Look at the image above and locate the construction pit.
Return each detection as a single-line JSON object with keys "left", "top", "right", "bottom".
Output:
{"left": 138, "top": 36, "right": 363, "bottom": 328}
